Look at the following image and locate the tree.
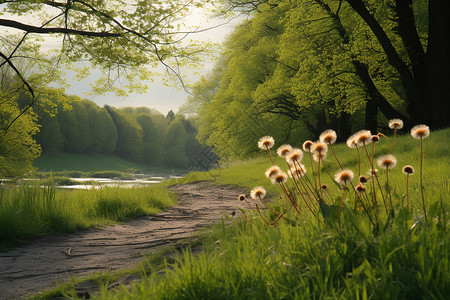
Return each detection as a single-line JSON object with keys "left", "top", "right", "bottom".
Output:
{"left": 136, "top": 113, "right": 164, "bottom": 165}
{"left": 164, "top": 120, "right": 189, "bottom": 168}
{"left": 0, "top": 0, "right": 212, "bottom": 131}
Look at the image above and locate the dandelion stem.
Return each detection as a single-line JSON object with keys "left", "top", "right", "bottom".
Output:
{"left": 338, "top": 187, "right": 346, "bottom": 232}
{"left": 386, "top": 167, "right": 393, "bottom": 211}
{"left": 356, "top": 145, "right": 361, "bottom": 177}
{"left": 329, "top": 143, "right": 343, "bottom": 170}
{"left": 258, "top": 195, "right": 280, "bottom": 216}
{"left": 389, "top": 129, "right": 397, "bottom": 154}
{"left": 280, "top": 182, "right": 303, "bottom": 217}
{"left": 420, "top": 137, "right": 428, "bottom": 223}
{"left": 406, "top": 174, "right": 410, "bottom": 210}
{"left": 266, "top": 146, "right": 274, "bottom": 165}
{"left": 308, "top": 150, "right": 317, "bottom": 190}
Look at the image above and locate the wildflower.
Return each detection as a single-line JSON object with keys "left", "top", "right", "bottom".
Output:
{"left": 258, "top": 136, "right": 275, "bottom": 150}
{"left": 346, "top": 134, "right": 357, "bottom": 148}
{"left": 402, "top": 165, "right": 415, "bottom": 175}
{"left": 288, "top": 164, "right": 307, "bottom": 178}
{"left": 319, "top": 129, "right": 337, "bottom": 144}
{"left": 388, "top": 119, "right": 404, "bottom": 130}
{"left": 313, "top": 151, "right": 327, "bottom": 162}
{"left": 238, "top": 194, "right": 246, "bottom": 201}
{"left": 371, "top": 135, "right": 380, "bottom": 143}
{"left": 265, "top": 166, "right": 281, "bottom": 180}
{"left": 302, "top": 140, "right": 314, "bottom": 151}
{"left": 250, "top": 186, "right": 266, "bottom": 200}
{"left": 312, "top": 141, "right": 328, "bottom": 154}
{"left": 355, "top": 182, "right": 366, "bottom": 193}
{"left": 355, "top": 130, "right": 372, "bottom": 145}
{"left": 334, "top": 169, "right": 354, "bottom": 186}
{"left": 272, "top": 171, "right": 288, "bottom": 184}
{"left": 359, "top": 175, "right": 368, "bottom": 183}
{"left": 367, "top": 168, "right": 378, "bottom": 176}
{"left": 377, "top": 154, "right": 397, "bottom": 170}
{"left": 286, "top": 148, "right": 303, "bottom": 164}
{"left": 411, "top": 124, "right": 430, "bottom": 139}
{"left": 277, "top": 144, "right": 293, "bottom": 158}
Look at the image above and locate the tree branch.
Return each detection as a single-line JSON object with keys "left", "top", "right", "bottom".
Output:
{"left": 0, "top": 19, "right": 120, "bottom": 37}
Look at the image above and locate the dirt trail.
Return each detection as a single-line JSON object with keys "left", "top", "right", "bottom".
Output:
{"left": 0, "top": 181, "right": 245, "bottom": 299}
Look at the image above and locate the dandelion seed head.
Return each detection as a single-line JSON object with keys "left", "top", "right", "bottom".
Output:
{"left": 319, "top": 129, "right": 337, "bottom": 144}
{"left": 313, "top": 151, "right": 327, "bottom": 162}
{"left": 355, "top": 130, "right": 372, "bottom": 145}
{"left": 302, "top": 140, "right": 314, "bottom": 151}
{"left": 367, "top": 169, "right": 379, "bottom": 176}
{"left": 272, "top": 172, "right": 288, "bottom": 184}
{"left": 265, "top": 166, "right": 281, "bottom": 180}
{"left": 377, "top": 154, "right": 397, "bottom": 169}
{"left": 402, "top": 165, "right": 415, "bottom": 175}
{"left": 277, "top": 144, "right": 293, "bottom": 158}
{"left": 321, "top": 184, "right": 328, "bottom": 190}
{"left": 334, "top": 169, "right": 354, "bottom": 186}
{"left": 312, "top": 141, "right": 328, "bottom": 154}
{"left": 286, "top": 148, "right": 303, "bottom": 164}
{"left": 250, "top": 186, "right": 266, "bottom": 200}
{"left": 258, "top": 136, "right": 275, "bottom": 150}
{"left": 288, "top": 164, "right": 307, "bottom": 178}
{"left": 346, "top": 134, "right": 357, "bottom": 148}
{"left": 238, "top": 194, "right": 246, "bottom": 201}
{"left": 411, "top": 124, "right": 430, "bottom": 139}
{"left": 389, "top": 119, "right": 404, "bottom": 130}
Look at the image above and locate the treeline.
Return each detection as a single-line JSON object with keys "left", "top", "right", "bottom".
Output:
{"left": 184, "top": 0, "right": 434, "bottom": 160}
{"left": 35, "top": 96, "right": 205, "bottom": 169}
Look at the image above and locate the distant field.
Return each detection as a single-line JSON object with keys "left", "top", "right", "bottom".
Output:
{"left": 34, "top": 152, "right": 186, "bottom": 174}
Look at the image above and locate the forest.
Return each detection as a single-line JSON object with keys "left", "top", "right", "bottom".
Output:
{"left": 35, "top": 93, "right": 205, "bottom": 170}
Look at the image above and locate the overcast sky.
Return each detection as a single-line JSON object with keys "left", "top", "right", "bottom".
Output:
{"left": 62, "top": 10, "right": 238, "bottom": 115}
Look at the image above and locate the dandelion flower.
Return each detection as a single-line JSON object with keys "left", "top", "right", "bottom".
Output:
{"left": 277, "top": 144, "right": 293, "bottom": 158}
{"left": 238, "top": 194, "right": 246, "bottom": 201}
{"left": 377, "top": 154, "right": 397, "bottom": 169}
{"left": 411, "top": 124, "right": 430, "bottom": 139}
{"left": 402, "top": 165, "right": 415, "bottom": 175}
{"left": 258, "top": 136, "right": 275, "bottom": 150}
{"left": 286, "top": 148, "right": 303, "bottom": 164}
{"left": 272, "top": 171, "right": 288, "bottom": 184}
{"left": 288, "top": 164, "right": 307, "bottom": 178}
{"left": 355, "top": 130, "right": 372, "bottom": 145}
{"left": 319, "top": 129, "right": 337, "bottom": 144}
{"left": 389, "top": 119, "right": 404, "bottom": 130}
{"left": 250, "top": 186, "right": 266, "bottom": 200}
{"left": 302, "top": 140, "right": 314, "bottom": 151}
{"left": 334, "top": 169, "right": 354, "bottom": 186}
{"left": 346, "top": 135, "right": 357, "bottom": 148}
{"left": 313, "top": 151, "right": 327, "bottom": 162}
{"left": 265, "top": 165, "right": 281, "bottom": 180}
{"left": 312, "top": 141, "right": 328, "bottom": 154}
{"left": 359, "top": 175, "right": 368, "bottom": 183}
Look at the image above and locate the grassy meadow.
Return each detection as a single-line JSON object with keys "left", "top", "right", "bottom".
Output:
{"left": 90, "top": 127, "right": 449, "bottom": 299}
{"left": 0, "top": 185, "right": 176, "bottom": 250}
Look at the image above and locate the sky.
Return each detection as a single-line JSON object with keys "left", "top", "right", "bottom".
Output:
{"left": 61, "top": 8, "right": 239, "bottom": 115}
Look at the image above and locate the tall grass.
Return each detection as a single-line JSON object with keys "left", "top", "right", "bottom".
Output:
{"left": 96, "top": 128, "right": 449, "bottom": 299}
{"left": 0, "top": 185, "right": 176, "bottom": 249}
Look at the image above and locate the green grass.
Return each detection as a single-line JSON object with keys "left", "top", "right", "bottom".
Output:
{"left": 0, "top": 184, "right": 176, "bottom": 250}
{"left": 93, "top": 128, "right": 449, "bottom": 299}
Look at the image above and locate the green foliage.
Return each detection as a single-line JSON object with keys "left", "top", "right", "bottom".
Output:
{"left": 0, "top": 91, "right": 41, "bottom": 177}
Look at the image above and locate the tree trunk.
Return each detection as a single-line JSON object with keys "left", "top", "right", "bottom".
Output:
{"left": 426, "top": 0, "right": 450, "bottom": 128}
{"left": 365, "top": 99, "right": 378, "bottom": 133}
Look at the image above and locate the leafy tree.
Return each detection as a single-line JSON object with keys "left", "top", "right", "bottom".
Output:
{"left": 136, "top": 113, "right": 164, "bottom": 165}
{"left": 34, "top": 114, "right": 64, "bottom": 153}
{"left": 105, "top": 105, "right": 143, "bottom": 161}
{"left": 164, "top": 120, "right": 189, "bottom": 168}
{"left": 0, "top": 90, "right": 40, "bottom": 177}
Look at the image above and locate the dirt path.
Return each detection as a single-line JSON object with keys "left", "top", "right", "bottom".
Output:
{"left": 0, "top": 181, "right": 245, "bottom": 299}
